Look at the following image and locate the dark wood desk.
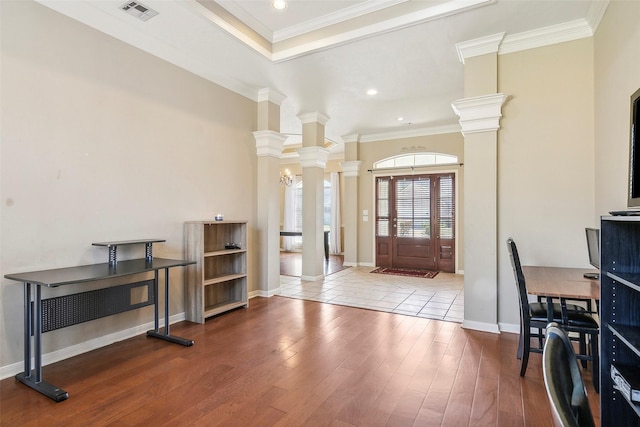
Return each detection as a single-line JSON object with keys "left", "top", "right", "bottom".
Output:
{"left": 280, "top": 230, "right": 330, "bottom": 260}
{"left": 4, "top": 240, "right": 195, "bottom": 402}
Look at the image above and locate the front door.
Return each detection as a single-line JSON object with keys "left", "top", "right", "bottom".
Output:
{"left": 375, "top": 173, "right": 455, "bottom": 273}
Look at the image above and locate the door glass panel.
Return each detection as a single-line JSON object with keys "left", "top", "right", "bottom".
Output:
{"left": 414, "top": 180, "right": 430, "bottom": 238}
{"left": 378, "top": 199, "right": 389, "bottom": 216}
{"left": 378, "top": 220, "right": 389, "bottom": 236}
{"left": 395, "top": 178, "right": 431, "bottom": 238}
{"left": 376, "top": 178, "right": 390, "bottom": 237}
{"left": 396, "top": 179, "right": 412, "bottom": 237}
{"left": 438, "top": 175, "right": 454, "bottom": 239}
{"left": 414, "top": 219, "right": 430, "bottom": 237}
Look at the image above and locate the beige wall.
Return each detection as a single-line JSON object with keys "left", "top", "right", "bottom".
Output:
{"left": 497, "top": 38, "right": 595, "bottom": 328}
{"left": 3, "top": 0, "right": 636, "bottom": 372}
{"left": 1, "top": 1, "right": 257, "bottom": 368}
{"left": 357, "top": 133, "right": 465, "bottom": 268}
{"left": 594, "top": 1, "right": 640, "bottom": 217}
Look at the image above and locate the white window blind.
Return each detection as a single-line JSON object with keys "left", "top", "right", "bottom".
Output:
{"left": 396, "top": 177, "right": 431, "bottom": 238}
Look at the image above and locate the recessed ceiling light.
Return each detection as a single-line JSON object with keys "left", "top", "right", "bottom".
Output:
{"left": 272, "top": 0, "right": 287, "bottom": 10}
{"left": 366, "top": 88, "right": 378, "bottom": 96}
{"left": 397, "top": 117, "right": 404, "bottom": 121}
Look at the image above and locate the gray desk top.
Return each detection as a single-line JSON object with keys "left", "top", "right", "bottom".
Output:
{"left": 4, "top": 258, "right": 194, "bottom": 287}
{"left": 91, "top": 239, "right": 166, "bottom": 248}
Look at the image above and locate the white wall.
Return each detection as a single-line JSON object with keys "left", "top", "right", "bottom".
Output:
{"left": 0, "top": 1, "right": 257, "bottom": 369}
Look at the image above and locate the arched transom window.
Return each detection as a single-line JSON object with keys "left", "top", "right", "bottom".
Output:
{"left": 374, "top": 153, "right": 458, "bottom": 169}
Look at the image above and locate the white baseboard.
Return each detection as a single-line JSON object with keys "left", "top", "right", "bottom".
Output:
{"left": 462, "top": 319, "right": 501, "bottom": 334}
{"left": 0, "top": 312, "right": 185, "bottom": 381}
{"left": 336, "top": 262, "right": 375, "bottom": 268}
{"left": 301, "top": 274, "right": 325, "bottom": 282}
{"left": 249, "top": 288, "right": 279, "bottom": 298}
{"left": 498, "top": 322, "right": 520, "bottom": 334}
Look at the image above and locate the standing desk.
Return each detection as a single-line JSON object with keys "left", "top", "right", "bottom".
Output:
{"left": 3, "top": 239, "right": 195, "bottom": 402}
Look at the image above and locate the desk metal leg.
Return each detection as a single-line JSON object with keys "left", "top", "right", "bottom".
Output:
{"left": 147, "top": 268, "right": 193, "bottom": 347}
{"left": 23, "top": 282, "right": 31, "bottom": 378}
{"left": 164, "top": 267, "right": 170, "bottom": 335}
{"left": 15, "top": 282, "right": 68, "bottom": 402}
{"left": 153, "top": 270, "right": 159, "bottom": 332}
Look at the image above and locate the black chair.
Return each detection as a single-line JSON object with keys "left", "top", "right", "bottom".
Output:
{"left": 543, "top": 322, "right": 596, "bottom": 427}
{"left": 506, "top": 238, "right": 599, "bottom": 391}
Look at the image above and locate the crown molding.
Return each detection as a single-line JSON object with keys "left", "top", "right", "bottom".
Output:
{"left": 457, "top": 14, "right": 600, "bottom": 61}
{"left": 499, "top": 19, "right": 593, "bottom": 55}
{"left": 456, "top": 32, "right": 504, "bottom": 64}
{"left": 188, "top": 0, "right": 273, "bottom": 60}
{"left": 279, "top": 149, "right": 344, "bottom": 163}
{"left": 273, "top": 0, "right": 409, "bottom": 43}
{"left": 586, "top": 0, "right": 610, "bottom": 34}
{"left": 195, "top": 0, "right": 495, "bottom": 63}
{"left": 359, "top": 124, "right": 461, "bottom": 143}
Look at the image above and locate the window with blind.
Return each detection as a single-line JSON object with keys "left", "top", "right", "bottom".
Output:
{"left": 438, "top": 175, "right": 454, "bottom": 239}
{"left": 376, "top": 178, "right": 390, "bottom": 237}
{"left": 396, "top": 177, "right": 431, "bottom": 238}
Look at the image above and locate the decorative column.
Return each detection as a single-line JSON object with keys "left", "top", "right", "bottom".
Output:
{"left": 253, "top": 88, "right": 286, "bottom": 296}
{"left": 340, "top": 134, "right": 362, "bottom": 267}
{"left": 298, "top": 112, "right": 329, "bottom": 281}
{"left": 453, "top": 33, "right": 509, "bottom": 333}
{"left": 452, "top": 94, "right": 509, "bottom": 333}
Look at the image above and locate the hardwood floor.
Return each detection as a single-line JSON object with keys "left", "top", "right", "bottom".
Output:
{"left": 0, "top": 296, "right": 600, "bottom": 426}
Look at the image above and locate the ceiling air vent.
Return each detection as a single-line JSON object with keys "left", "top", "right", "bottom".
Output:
{"left": 120, "top": 1, "right": 158, "bottom": 22}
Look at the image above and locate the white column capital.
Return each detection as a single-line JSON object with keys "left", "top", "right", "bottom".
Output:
{"left": 298, "top": 112, "right": 330, "bottom": 126}
{"left": 297, "top": 146, "right": 329, "bottom": 168}
{"left": 451, "top": 93, "right": 511, "bottom": 135}
{"left": 257, "top": 88, "right": 286, "bottom": 105}
{"left": 340, "top": 161, "right": 363, "bottom": 177}
{"left": 253, "top": 130, "right": 288, "bottom": 157}
{"left": 342, "top": 134, "right": 360, "bottom": 144}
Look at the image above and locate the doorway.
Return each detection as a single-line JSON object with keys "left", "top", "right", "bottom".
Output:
{"left": 375, "top": 173, "right": 455, "bottom": 272}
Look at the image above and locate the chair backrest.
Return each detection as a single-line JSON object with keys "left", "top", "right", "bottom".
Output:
{"left": 506, "top": 238, "right": 530, "bottom": 318}
{"left": 543, "top": 323, "right": 596, "bottom": 427}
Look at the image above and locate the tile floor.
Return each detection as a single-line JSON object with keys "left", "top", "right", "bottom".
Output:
{"left": 278, "top": 266, "right": 464, "bottom": 323}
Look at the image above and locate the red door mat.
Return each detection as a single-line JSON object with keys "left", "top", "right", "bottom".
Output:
{"left": 370, "top": 267, "right": 439, "bottom": 279}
